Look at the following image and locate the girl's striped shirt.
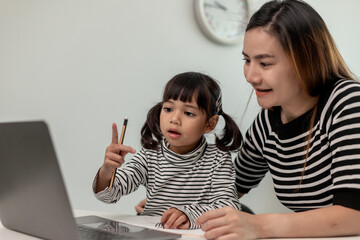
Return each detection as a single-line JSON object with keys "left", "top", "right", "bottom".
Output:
{"left": 94, "top": 137, "right": 241, "bottom": 229}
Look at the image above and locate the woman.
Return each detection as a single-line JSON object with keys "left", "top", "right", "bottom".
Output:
{"left": 195, "top": 0, "right": 360, "bottom": 239}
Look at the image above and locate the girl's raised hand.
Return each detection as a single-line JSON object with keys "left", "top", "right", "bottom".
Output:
{"left": 103, "top": 123, "right": 136, "bottom": 175}
{"left": 96, "top": 123, "right": 136, "bottom": 192}
{"left": 160, "top": 208, "right": 190, "bottom": 229}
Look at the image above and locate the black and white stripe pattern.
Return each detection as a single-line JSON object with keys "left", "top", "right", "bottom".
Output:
{"left": 235, "top": 79, "right": 360, "bottom": 212}
{"left": 94, "top": 137, "right": 241, "bottom": 229}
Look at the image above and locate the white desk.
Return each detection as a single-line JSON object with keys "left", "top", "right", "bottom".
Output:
{"left": 1, "top": 210, "right": 360, "bottom": 240}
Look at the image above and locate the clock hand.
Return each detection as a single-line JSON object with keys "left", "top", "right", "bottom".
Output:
{"left": 204, "top": 2, "right": 227, "bottom": 11}
{"left": 214, "top": 1, "right": 227, "bottom": 11}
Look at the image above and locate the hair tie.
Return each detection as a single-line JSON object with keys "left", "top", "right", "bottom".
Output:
{"left": 215, "top": 92, "right": 222, "bottom": 115}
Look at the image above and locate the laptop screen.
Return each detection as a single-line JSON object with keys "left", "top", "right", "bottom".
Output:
{"left": 0, "top": 121, "right": 181, "bottom": 240}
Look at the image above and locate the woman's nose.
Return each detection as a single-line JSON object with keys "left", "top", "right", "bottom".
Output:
{"left": 244, "top": 63, "right": 261, "bottom": 85}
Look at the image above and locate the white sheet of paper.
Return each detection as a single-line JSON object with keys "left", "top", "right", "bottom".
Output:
{"left": 119, "top": 215, "right": 205, "bottom": 239}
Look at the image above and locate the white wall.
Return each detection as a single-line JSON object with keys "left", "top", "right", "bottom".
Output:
{"left": 1, "top": 0, "right": 359, "bottom": 215}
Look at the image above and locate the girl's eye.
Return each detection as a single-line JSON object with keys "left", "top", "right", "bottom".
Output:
{"left": 242, "top": 58, "right": 250, "bottom": 64}
{"left": 260, "top": 62, "right": 270, "bottom": 67}
{"left": 185, "top": 112, "right": 195, "bottom": 117}
{"left": 163, "top": 107, "right": 172, "bottom": 112}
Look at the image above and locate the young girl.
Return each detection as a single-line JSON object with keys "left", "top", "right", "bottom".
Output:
{"left": 93, "top": 72, "right": 243, "bottom": 229}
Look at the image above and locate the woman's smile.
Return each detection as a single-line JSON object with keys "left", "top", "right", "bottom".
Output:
{"left": 255, "top": 88, "right": 272, "bottom": 97}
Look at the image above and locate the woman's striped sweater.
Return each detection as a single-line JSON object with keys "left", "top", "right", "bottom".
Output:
{"left": 235, "top": 79, "right": 360, "bottom": 212}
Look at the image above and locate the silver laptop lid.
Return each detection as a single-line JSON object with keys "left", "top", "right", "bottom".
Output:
{"left": 0, "top": 121, "right": 78, "bottom": 240}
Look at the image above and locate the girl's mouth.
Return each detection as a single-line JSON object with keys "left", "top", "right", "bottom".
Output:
{"left": 169, "top": 129, "right": 180, "bottom": 135}
{"left": 168, "top": 129, "right": 181, "bottom": 138}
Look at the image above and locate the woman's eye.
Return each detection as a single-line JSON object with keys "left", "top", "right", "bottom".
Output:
{"left": 260, "top": 62, "right": 270, "bottom": 67}
{"left": 242, "top": 58, "right": 250, "bottom": 63}
{"left": 185, "top": 112, "right": 195, "bottom": 117}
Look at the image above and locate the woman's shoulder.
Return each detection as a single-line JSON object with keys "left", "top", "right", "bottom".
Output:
{"left": 317, "top": 79, "right": 360, "bottom": 126}
{"left": 321, "top": 79, "right": 360, "bottom": 107}
{"left": 330, "top": 79, "right": 360, "bottom": 95}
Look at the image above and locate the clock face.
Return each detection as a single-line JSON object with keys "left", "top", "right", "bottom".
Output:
{"left": 195, "top": 0, "right": 249, "bottom": 45}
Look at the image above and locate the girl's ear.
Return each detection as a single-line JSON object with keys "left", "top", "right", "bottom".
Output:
{"left": 204, "top": 115, "right": 219, "bottom": 133}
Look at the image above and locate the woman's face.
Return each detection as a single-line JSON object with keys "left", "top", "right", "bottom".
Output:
{"left": 242, "top": 27, "right": 309, "bottom": 114}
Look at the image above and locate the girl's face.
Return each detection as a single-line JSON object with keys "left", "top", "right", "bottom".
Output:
{"left": 160, "top": 96, "right": 217, "bottom": 154}
{"left": 242, "top": 27, "right": 311, "bottom": 120}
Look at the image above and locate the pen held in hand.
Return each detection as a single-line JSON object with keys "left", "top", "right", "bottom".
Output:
{"left": 109, "top": 117, "right": 128, "bottom": 189}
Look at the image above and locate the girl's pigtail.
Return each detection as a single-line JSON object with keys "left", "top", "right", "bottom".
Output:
{"left": 140, "top": 102, "right": 163, "bottom": 150}
{"left": 215, "top": 111, "right": 243, "bottom": 152}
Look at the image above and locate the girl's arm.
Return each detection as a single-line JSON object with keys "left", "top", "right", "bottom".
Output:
{"left": 95, "top": 144, "right": 135, "bottom": 194}
{"left": 196, "top": 205, "right": 360, "bottom": 239}
{"left": 93, "top": 149, "right": 147, "bottom": 204}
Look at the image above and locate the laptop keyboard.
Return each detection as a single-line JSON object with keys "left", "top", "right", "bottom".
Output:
{"left": 77, "top": 224, "right": 135, "bottom": 240}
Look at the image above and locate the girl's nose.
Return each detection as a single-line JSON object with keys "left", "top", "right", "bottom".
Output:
{"left": 170, "top": 111, "right": 181, "bottom": 125}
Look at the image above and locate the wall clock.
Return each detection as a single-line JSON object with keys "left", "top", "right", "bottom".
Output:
{"left": 194, "top": 0, "right": 249, "bottom": 45}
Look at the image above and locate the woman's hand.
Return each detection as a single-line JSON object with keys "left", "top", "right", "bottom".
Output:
{"left": 196, "top": 205, "right": 360, "bottom": 239}
{"left": 96, "top": 123, "right": 136, "bottom": 192}
{"left": 195, "top": 206, "right": 259, "bottom": 240}
{"left": 135, "top": 198, "right": 146, "bottom": 215}
{"left": 160, "top": 208, "right": 190, "bottom": 229}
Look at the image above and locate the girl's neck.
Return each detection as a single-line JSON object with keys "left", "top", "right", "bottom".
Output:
{"left": 168, "top": 137, "right": 204, "bottom": 155}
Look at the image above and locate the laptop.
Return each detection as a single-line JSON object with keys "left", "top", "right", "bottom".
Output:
{"left": 0, "top": 121, "right": 181, "bottom": 240}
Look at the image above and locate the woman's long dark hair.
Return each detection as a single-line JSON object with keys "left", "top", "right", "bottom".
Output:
{"left": 246, "top": 0, "right": 354, "bottom": 189}
{"left": 247, "top": 0, "right": 353, "bottom": 95}
{"left": 141, "top": 72, "right": 243, "bottom": 152}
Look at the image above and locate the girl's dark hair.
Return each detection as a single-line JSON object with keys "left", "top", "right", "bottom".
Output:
{"left": 246, "top": 0, "right": 354, "bottom": 190}
{"left": 141, "top": 72, "right": 243, "bottom": 152}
